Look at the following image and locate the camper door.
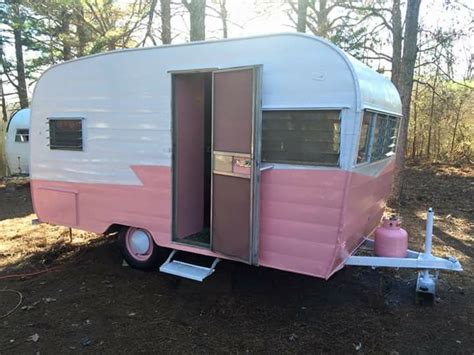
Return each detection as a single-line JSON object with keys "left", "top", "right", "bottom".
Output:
{"left": 211, "top": 66, "right": 262, "bottom": 265}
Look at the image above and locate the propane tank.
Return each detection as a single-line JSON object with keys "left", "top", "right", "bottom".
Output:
{"left": 374, "top": 215, "right": 408, "bottom": 257}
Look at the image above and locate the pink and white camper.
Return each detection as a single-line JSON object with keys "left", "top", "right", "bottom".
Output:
{"left": 31, "top": 33, "right": 456, "bottom": 285}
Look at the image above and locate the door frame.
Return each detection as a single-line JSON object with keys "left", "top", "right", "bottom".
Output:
{"left": 210, "top": 65, "right": 263, "bottom": 265}
{"left": 170, "top": 69, "right": 215, "bottom": 249}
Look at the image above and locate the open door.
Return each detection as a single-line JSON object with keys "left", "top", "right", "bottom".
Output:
{"left": 211, "top": 66, "right": 262, "bottom": 264}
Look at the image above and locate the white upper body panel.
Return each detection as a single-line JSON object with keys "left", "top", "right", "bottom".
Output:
{"left": 348, "top": 55, "right": 401, "bottom": 116}
{"left": 6, "top": 108, "right": 31, "bottom": 175}
{"left": 30, "top": 33, "right": 401, "bottom": 185}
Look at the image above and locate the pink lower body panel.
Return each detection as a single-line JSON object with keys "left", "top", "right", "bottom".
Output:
{"left": 31, "top": 162, "right": 394, "bottom": 279}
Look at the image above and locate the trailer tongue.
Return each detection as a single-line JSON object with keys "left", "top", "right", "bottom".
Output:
{"left": 346, "top": 208, "right": 462, "bottom": 303}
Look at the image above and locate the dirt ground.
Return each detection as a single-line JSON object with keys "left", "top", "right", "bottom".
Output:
{"left": 0, "top": 163, "right": 472, "bottom": 353}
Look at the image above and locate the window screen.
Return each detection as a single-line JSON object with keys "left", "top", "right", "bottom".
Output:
{"left": 15, "top": 129, "right": 29, "bottom": 143}
{"left": 357, "top": 111, "right": 400, "bottom": 163}
{"left": 49, "top": 119, "right": 83, "bottom": 151}
{"left": 262, "top": 110, "right": 341, "bottom": 166}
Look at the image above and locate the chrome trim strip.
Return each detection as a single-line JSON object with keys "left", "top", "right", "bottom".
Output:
{"left": 212, "top": 170, "right": 251, "bottom": 179}
{"left": 213, "top": 150, "right": 251, "bottom": 158}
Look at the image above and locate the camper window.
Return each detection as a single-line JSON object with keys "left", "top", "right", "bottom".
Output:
{"left": 357, "top": 111, "right": 400, "bottom": 163}
{"left": 15, "top": 129, "right": 29, "bottom": 143}
{"left": 49, "top": 119, "right": 83, "bottom": 151}
{"left": 262, "top": 110, "right": 341, "bottom": 166}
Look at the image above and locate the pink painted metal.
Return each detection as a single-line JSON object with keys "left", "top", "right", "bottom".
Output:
{"left": 213, "top": 69, "right": 253, "bottom": 154}
{"left": 31, "top": 165, "right": 172, "bottom": 241}
{"left": 33, "top": 187, "right": 78, "bottom": 226}
{"left": 212, "top": 68, "right": 255, "bottom": 262}
{"left": 374, "top": 216, "right": 408, "bottom": 257}
{"left": 328, "top": 160, "right": 396, "bottom": 276}
{"left": 258, "top": 168, "right": 345, "bottom": 277}
{"left": 174, "top": 74, "right": 207, "bottom": 239}
{"left": 31, "top": 160, "right": 396, "bottom": 279}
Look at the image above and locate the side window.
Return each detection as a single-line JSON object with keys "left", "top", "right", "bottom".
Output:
{"left": 15, "top": 129, "right": 29, "bottom": 143}
{"left": 262, "top": 110, "right": 341, "bottom": 166}
{"left": 357, "top": 111, "right": 400, "bottom": 164}
{"left": 49, "top": 119, "right": 83, "bottom": 151}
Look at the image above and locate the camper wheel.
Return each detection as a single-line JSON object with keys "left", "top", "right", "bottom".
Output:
{"left": 118, "top": 227, "right": 160, "bottom": 269}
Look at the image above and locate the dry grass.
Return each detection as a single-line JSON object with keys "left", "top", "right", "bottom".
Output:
{"left": 389, "top": 163, "right": 473, "bottom": 275}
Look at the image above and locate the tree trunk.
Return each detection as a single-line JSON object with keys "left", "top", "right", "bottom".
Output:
{"left": 219, "top": 0, "right": 228, "bottom": 38}
{"left": 426, "top": 66, "right": 439, "bottom": 160}
{"left": 419, "top": 127, "right": 425, "bottom": 158}
{"left": 411, "top": 79, "right": 419, "bottom": 160}
{"left": 183, "top": 0, "right": 206, "bottom": 41}
{"left": 0, "top": 78, "right": 7, "bottom": 122}
{"left": 142, "top": 0, "right": 158, "bottom": 46}
{"left": 61, "top": 9, "right": 72, "bottom": 60}
{"left": 316, "top": 0, "right": 330, "bottom": 37}
{"left": 392, "top": 0, "right": 421, "bottom": 201}
{"left": 296, "top": 0, "right": 308, "bottom": 33}
{"left": 450, "top": 108, "right": 461, "bottom": 160}
{"left": 391, "top": 0, "right": 402, "bottom": 88}
{"left": 435, "top": 125, "right": 441, "bottom": 161}
{"left": 411, "top": 63, "right": 421, "bottom": 160}
{"left": 161, "top": 0, "right": 172, "bottom": 44}
{"left": 0, "top": 40, "right": 8, "bottom": 122}
{"left": 12, "top": 0, "right": 28, "bottom": 108}
{"left": 76, "top": 4, "right": 87, "bottom": 57}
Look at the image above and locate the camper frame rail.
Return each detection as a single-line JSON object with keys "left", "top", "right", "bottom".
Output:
{"left": 346, "top": 239, "right": 462, "bottom": 271}
{"left": 346, "top": 208, "right": 462, "bottom": 301}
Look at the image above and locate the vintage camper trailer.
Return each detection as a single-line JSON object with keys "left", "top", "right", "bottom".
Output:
{"left": 30, "top": 33, "right": 461, "bottom": 285}
{"left": 5, "top": 108, "right": 31, "bottom": 175}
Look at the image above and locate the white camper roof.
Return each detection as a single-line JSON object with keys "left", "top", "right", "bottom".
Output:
{"left": 33, "top": 33, "right": 402, "bottom": 117}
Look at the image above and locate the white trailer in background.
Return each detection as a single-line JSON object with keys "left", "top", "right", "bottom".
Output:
{"left": 5, "top": 108, "right": 31, "bottom": 175}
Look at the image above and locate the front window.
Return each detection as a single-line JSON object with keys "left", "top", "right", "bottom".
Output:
{"left": 262, "top": 110, "right": 341, "bottom": 166}
{"left": 357, "top": 111, "right": 400, "bottom": 164}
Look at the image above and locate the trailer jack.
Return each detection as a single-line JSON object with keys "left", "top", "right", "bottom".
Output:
{"left": 346, "top": 208, "right": 463, "bottom": 303}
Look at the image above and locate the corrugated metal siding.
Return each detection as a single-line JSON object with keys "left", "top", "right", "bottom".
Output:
{"left": 258, "top": 169, "right": 345, "bottom": 278}
{"left": 31, "top": 166, "right": 172, "bottom": 240}
{"left": 328, "top": 159, "right": 395, "bottom": 276}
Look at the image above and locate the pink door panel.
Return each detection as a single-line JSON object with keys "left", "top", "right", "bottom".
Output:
{"left": 212, "top": 174, "right": 251, "bottom": 259}
{"left": 211, "top": 67, "right": 261, "bottom": 263}
{"left": 213, "top": 69, "right": 253, "bottom": 154}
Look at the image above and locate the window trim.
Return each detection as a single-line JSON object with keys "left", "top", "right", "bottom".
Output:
{"left": 47, "top": 117, "right": 84, "bottom": 151}
{"left": 261, "top": 109, "right": 342, "bottom": 168}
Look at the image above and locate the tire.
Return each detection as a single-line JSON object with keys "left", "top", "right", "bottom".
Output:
{"left": 118, "top": 226, "right": 161, "bottom": 270}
